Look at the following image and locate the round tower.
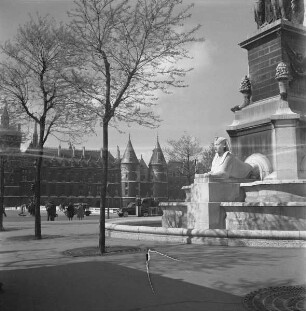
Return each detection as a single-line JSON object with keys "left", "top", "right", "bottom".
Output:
{"left": 0, "top": 105, "right": 22, "bottom": 153}
{"left": 0, "top": 105, "right": 22, "bottom": 215}
{"left": 121, "top": 136, "right": 140, "bottom": 206}
{"left": 148, "top": 136, "right": 168, "bottom": 200}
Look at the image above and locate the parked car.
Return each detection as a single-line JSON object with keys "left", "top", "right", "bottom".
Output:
{"left": 117, "top": 198, "right": 163, "bottom": 217}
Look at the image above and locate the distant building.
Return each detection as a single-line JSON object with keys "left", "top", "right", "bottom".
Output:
{"left": 121, "top": 136, "right": 168, "bottom": 206}
{"left": 1, "top": 109, "right": 188, "bottom": 208}
{"left": 167, "top": 161, "right": 188, "bottom": 201}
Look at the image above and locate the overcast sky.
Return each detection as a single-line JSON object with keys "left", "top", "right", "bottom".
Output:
{"left": 0, "top": 0, "right": 278, "bottom": 162}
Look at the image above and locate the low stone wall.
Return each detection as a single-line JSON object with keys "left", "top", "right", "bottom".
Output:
{"left": 160, "top": 202, "right": 187, "bottom": 228}
{"left": 105, "top": 222, "right": 306, "bottom": 248}
{"left": 222, "top": 202, "right": 306, "bottom": 231}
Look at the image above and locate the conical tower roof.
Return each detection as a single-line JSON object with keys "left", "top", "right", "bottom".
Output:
{"left": 1, "top": 105, "right": 9, "bottom": 129}
{"left": 121, "top": 136, "right": 139, "bottom": 164}
{"left": 149, "top": 136, "right": 166, "bottom": 166}
{"left": 139, "top": 155, "right": 148, "bottom": 169}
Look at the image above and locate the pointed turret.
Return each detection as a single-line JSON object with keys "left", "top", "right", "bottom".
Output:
{"left": 1, "top": 105, "right": 9, "bottom": 129}
{"left": 0, "top": 105, "right": 22, "bottom": 153}
{"left": 149, "top": 136, "right": 167, "bottom": 166}
{"left": 121, "top": 136, "right": 139, "bottom": 165}
{"left": 121, "top": 136, "right": 140, "bottom": 206}
{"left": 149, "top": 136, "right": 168, "bottom": 199}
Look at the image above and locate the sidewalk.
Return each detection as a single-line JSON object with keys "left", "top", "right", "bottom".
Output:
{"left": 0, "top": 217, "right": 305, "bottom": 311}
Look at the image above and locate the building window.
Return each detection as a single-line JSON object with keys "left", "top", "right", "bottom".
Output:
{"left": 50, "top": 183, "right": 56, "bottom": 195}
{"left": 22, "top": 170, "right": 27, "bottom": 182}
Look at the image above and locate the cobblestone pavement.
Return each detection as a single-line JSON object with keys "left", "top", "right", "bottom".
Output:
{"left": 0, "top": 213, "right": 305, "bottom": 311}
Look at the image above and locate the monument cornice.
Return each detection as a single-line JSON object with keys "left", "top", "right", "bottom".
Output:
{"left": 239, "top": 19, "right": 306, "bottom": 50}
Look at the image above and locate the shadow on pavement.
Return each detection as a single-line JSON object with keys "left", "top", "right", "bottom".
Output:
{"left": 0, "top": 261, "right": 244, "bottom": 311}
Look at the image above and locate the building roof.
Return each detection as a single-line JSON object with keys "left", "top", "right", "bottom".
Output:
{"left": 149, "top": 137, "right": 166, "bottom": 166}
{"left": 25, "top": 145, "right": 117, "bottom": 168}
{"left": 139, "top": 155, "right": 148, "bottom": 169}
{"left": 121, "top": 137, "right": 139, "bottom": 164}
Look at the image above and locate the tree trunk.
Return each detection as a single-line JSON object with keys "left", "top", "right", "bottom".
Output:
{"left": 0, "top": 156, "right": 5, "bottom": 231}
{"left": 99, "top": 120, "right": 108, "bottom": 254}
{"left": 34, "top": 151, "right": 42, "bottom": 239}
{"left": 34, "top": 123, "right": 44, "bottom": 240}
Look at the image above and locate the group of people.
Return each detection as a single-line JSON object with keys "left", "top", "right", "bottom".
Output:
{"left": 50, "top": 202, "right": 86, "bottom": 221}
{"left": 64, "top": 202, "right": 85, "bottom": 221}
{"left": 16, "top": 201, "right": 87, "bottom": 221}
{"left": 46, "top": 202, "right": 87, "bottom": 221}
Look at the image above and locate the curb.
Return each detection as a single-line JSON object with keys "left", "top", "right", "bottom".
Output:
{"left": 105, "top": 222, "right": 306, "bottom": 248}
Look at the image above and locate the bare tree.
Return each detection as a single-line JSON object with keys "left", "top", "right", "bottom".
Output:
{"left": 0, "top": 15, "right": 95, "bottom": 239}
{"left": 67, "top": 0, "right": 202, "bottom": 253}
{"left": 198, "top": 143, "right": 215, "bottom": 174}
{"left": 164, "top": 132, "right": 203, "bottom": 185}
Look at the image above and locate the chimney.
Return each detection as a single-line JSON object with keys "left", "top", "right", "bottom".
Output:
{"left": 82, "top": 146, "right": 85, "bottom": 158}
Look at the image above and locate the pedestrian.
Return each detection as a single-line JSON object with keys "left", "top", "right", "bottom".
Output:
{"left": 67, "top": 202, "right": 75, "bottom": 221}
{"left": 77, "top": 204, "right": 85, "bottom": 220}
{"left": 18, "top": 204, "right": 26, "bottom": 216}
{"left": 46, "top": 202, "right": 51, "bottom": 221}
{"left": 2, "top": 205, "right": 6, "bottom": 217}
{"left": 28, "top": 201, "right": 35, "bottom": 216}
{"left": 50, "top": 202, "right": 56, "bottom": 221}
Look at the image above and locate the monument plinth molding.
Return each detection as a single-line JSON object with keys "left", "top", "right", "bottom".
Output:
{"left": 228, "top": 20, "right": 306, "bottom": 181}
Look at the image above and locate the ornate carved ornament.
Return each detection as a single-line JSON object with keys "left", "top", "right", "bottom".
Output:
{"left": 285, "top": 44, "right": 306, "bottom": 77}
{"left": 254, "top": 0, "right": 304, "bottom": 29}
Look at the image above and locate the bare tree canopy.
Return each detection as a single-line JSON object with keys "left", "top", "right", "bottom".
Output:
{"left": 165, "top": 132, "right": 203, "bottom": 184}
{"left": 198, "top": 143, "right": 215, "bottom": 174}
{"left": 67, "top": 0, "right": 202, "bottom": 253}
{"left": 0, "top": 15, "right": 95, "bottom": 145}
{"left": 68, "top": 0, "right": 202, "bottom": 128}
{"left": 0, "top": 14, "right": 95, "bottom": 238}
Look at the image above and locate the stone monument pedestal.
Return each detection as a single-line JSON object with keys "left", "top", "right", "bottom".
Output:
{"left": 221, "top": 180, "right": 306, "bottom": 231}
{"left": 185, "top": 175, "right": 248, "bottom": 230}
{"left": 227, "top": 20, "right": 306, "bottom": 181}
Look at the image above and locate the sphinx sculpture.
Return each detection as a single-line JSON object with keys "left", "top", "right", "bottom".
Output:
{"left": 254, "top": 0, "right": 304, "bottom": 28}
{"left": 204, "top": 137, "right": 253, "bottom": 179}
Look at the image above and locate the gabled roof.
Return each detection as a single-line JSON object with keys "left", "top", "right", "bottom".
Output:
{"left": 139, "top": 155, "right": 148, "bottom": 169}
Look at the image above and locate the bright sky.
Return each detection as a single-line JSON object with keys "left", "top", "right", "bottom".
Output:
{"left": 0, "top": 0, "right": 290, "bottom": 162}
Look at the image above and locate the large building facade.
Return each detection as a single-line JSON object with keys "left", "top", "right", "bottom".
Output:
{"left": 1, "top": 109, "right": 184, "bottom": 208}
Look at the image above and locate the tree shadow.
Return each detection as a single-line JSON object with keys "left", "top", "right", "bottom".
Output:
{"left": 0, "top": 261, "right": 245, "bottom": 311}
{"left": 6, "top": 235, "right": 65, "bottom": 241}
